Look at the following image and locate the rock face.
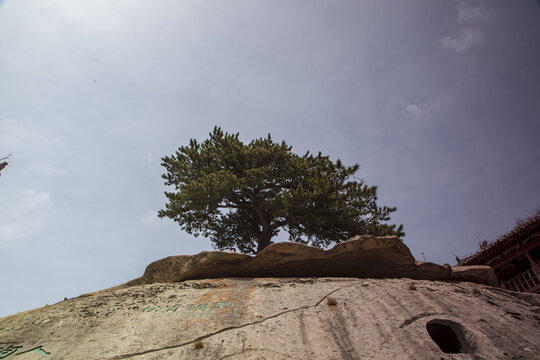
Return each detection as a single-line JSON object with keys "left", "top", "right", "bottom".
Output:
{"left": 128, "top": 236, "right": 497, "bottom": 286}
{"left": 0, "top": 278, "right": 538, "bottom": 359}
{"left": 1, "top": 236, "right": 536, "bottom": 359}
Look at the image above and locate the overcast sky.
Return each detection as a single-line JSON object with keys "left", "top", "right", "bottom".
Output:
{"left": 1, "top": 0, "right": 539, "bottom": 318}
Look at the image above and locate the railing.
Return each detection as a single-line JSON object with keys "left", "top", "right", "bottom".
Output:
{"left": 501, "top": 268, "right": 540, "bottom": 292}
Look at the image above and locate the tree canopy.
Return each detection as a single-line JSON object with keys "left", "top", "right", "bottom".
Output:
{"left": 159, "top": 127, "right": 404, "bottom": 254}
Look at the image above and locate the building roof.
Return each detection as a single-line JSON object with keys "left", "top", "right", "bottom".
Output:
{"left": 458, "top": 213, "right": 540, "bottom": 266}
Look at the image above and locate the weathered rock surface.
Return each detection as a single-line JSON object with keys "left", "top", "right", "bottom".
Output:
{"left": 1, "top": 278, "right": 538, "bottom": 359}
{"left": 128, "top": 236, "right": 497, "bottom": 286}
{"left": 1, "top": 237, "right": 531, "bottom": 359}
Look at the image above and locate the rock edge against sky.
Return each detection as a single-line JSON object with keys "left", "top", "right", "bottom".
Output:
{"left": 127, "top": 235, "right": 497, "bottom": 287}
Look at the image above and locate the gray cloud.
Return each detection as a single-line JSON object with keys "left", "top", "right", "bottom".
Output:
{"left": 441, "top": 1, "right": 490, "bottom": 53}
{"left": 1, "top": 0, "right": 539, "bottom": 317}
{"left": 458, "top": 1, "right": 488, "bottom": 22}
{"left": 441, "top": 28, "right": 485, "bottom": 52}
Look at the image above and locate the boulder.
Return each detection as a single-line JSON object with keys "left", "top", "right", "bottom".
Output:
{"left": 128, "top": 236, "right": 496, "bottom": 286}
{"left": 451, "top": 265, "right": 498, "bottom": 286}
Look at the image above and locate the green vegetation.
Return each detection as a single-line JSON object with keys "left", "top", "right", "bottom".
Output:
{"left": 159, "top": 127, "right": 404, "bottom": 254}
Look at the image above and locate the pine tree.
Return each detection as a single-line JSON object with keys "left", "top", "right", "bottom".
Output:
{"left": 159, "top": 127, "right": 404, "bottom": 254}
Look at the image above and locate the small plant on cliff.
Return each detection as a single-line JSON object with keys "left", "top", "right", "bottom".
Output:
{"left": 159, "top": 127, "right": 404, "bottom": 254}
{"left": 0, "top": 153, "right": 12, "bottom": 177}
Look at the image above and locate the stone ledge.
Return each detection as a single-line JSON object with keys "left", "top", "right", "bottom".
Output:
{"left": 127, "top": 235, "right": 497, "bottom": 286}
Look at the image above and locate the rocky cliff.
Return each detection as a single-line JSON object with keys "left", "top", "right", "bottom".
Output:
{"left": 1, "top": 237, "right": 538, "bottom": 360}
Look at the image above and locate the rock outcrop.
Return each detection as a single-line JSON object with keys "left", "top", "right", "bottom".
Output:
{"left": 2, "top": 236, "right": 536, "bottom": 359}
{"left": 128, "top": 236, "right": 497, "bottom": 286}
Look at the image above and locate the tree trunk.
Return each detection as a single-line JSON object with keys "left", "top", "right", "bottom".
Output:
{"left": 256, "top": 232, "right": 272, "bottom": 254}
{"left": 250, "top": 194, "right": 273, "bottom": 254}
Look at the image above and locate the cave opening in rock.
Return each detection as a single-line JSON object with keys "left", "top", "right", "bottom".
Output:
{"left": 426, "top": 320, "right": 468, "bottom": 354}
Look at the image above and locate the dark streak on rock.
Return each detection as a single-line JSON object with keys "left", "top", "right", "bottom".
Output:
{"left": 298, "top": 311, "right": 307, "bottom": 345}
{"left": 327, "top": 305, "right": 359, "bottom": 360}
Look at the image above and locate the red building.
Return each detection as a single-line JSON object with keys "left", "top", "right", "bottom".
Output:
{"left": 458, "top": 213, "right": 540, "bottom": 293}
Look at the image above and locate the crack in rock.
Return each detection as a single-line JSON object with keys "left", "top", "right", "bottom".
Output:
{"left": 109, "top": 282, "right": 361, "bottom": 359}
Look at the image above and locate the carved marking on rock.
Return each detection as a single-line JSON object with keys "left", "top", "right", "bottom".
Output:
{"left": 0, "top": 345, "right": 50, "bottom": 358}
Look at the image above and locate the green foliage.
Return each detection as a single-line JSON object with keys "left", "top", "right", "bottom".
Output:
{"left": 159, "top": 127, "right": 404, "bottom": 254}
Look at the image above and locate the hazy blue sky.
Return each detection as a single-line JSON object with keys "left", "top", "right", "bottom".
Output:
{"left": 1, "top": 0, "right": 539, "bottom": 317}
